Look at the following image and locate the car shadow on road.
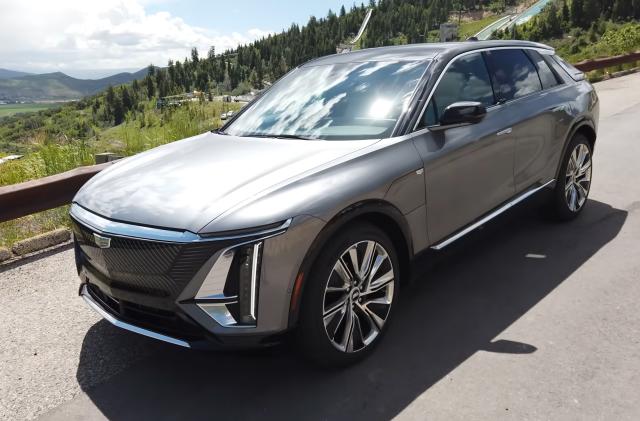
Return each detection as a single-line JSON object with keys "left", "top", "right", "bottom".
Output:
{"left": 74, "top": 197, "right": 627, "bottom": 420}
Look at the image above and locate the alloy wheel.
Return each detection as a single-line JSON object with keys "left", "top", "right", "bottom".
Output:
{"left": 565, "top": 143, "right": 592, "bottom": 212}
{"left": 322, "top": 240, "right": 395, "bottom": 353}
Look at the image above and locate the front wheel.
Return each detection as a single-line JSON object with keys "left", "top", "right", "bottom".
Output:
{"left": 297, "top": 223, "right": 399, "bottom": 367}
{"left": 549, "top": 134, "right": 593, "bottom": 220}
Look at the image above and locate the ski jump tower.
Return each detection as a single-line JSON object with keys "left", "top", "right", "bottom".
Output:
{"left": 336, "top": 8, "right": 373, "bottom": 54}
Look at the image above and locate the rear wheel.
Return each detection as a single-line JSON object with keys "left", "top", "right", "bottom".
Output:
{"left": 549, "top": 134, "right": 593, "bottom": 220}
{"left": 297, "top": 223, "right": 399, "bottom": 366}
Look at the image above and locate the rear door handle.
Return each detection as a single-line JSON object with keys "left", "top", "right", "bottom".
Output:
{"left": 496, "top": 127, "right": 512, "bottom": 136}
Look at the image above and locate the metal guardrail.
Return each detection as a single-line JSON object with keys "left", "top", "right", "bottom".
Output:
{"left": 0, "top": 162, "right": 112, "bottom": 223}
{"left": 574, "top": 51, "right": 640, "bottom": 72}
{"left": 1, "top": 51, "right": 639, "bottom": 224}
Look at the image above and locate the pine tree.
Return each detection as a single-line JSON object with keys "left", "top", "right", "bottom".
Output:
{"left": 583, "top": 0, "right": 600, "bottom": 25}
{"left": 547, "top": 3, "right": 562, "bottom": 36}
{"left": 571, "top": 0, "right": 584, "bottom": 27}
{"left": 145, "top": 75, "right": 155, "bottom": 99}
{"left": 121, "top": 86, "right": 133, "bottom": 112}
{"left": 112, "top": 95, "right": 125, "bottom": 125}
{"left": 612, "top": 0, "right": 633, "bottom": 19}
{"left": 561, "top": 1, "right": 570, "bottom": 25}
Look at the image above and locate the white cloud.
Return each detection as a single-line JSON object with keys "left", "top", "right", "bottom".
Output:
{"left": 0, "top": 0, "right": 272, "bottom": 78}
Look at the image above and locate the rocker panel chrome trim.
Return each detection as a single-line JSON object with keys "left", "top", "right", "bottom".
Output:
{"left": 431, "top": 180, "right": 555, "bottom": 250}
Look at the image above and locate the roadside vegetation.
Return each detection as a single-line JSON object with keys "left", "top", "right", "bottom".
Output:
{"left": 0, "top": 103, "right": 61, "bottom": 118}
{"left": 0, "top": 99, "right": 240, "bottom": 250}
{"left": 493, "top": 1, "right": 640, "bottom": 79}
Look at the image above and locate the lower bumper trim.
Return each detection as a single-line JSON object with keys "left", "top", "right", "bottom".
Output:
{"left": 80, "top": 284, "right": 192, "bottom": 348}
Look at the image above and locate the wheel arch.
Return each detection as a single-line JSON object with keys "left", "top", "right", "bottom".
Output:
{"left": 287, "top": 200, "right": 413, "bottom": 328}
{"left": 555, "top": 118, "right": 597, "bottom": 180}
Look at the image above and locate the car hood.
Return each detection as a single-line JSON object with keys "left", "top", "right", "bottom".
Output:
{"left": 74, "top": 132, "right": 378, "bottom": 233}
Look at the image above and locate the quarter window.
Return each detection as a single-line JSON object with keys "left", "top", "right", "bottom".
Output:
{"left": 420, "top": 52, "right": 494, "bottom": 127}
{"left": 526, "top": 50, "right": 561, "bottom": 89}
{"left": 484, "top": 49, "right": 542, "bottom": 102}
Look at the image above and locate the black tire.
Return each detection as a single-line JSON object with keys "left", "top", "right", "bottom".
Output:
{"left": 549, "top": 133, "right": 593, "bottom": 221}
{"left": 297, "top": 223, "right": 400, "bottom": 367}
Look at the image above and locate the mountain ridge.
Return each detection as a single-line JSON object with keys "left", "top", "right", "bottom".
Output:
{"left": 0, "top": 67, "right": 150, "bottom": 101}
{"left": 0, "top": 68, "right": 34, "bottom": 79}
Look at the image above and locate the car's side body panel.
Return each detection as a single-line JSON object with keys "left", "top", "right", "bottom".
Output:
{"left": 410, "top": 111, "right": 516, "bottom": 244}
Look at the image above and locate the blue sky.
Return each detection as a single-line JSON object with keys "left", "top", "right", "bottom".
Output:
{"left": 146, "top": 1, "right": 353, "bottom": 37}
{"left": 0, "top": 0, "right": 355, "bottom": 78}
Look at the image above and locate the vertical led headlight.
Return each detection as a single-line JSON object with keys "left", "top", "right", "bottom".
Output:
{"left": 237, "top": 242, "right": 262, "bottom": 324}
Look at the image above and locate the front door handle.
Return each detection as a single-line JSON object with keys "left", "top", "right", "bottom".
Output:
{"left": 496, "top": 127, "right": 512, "bottom": 136}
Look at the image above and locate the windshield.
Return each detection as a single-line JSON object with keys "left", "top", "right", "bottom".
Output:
{"left": 223, "top": 60, "right": 429, "bottom": 140}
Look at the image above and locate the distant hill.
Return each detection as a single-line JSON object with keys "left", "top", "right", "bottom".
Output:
{"left": 0, "top": 68, "right": 150, "bottom": 101}
{"left": 0, "top": 68, "right": 34, "bottom": 79}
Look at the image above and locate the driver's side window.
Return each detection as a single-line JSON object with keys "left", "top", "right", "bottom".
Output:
{"left": 420, "top": 52, "right": 495, "bottom": 128}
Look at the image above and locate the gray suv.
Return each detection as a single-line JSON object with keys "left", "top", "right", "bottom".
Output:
{"left": 71, "top": 40, "right": 598, "bottom": 366}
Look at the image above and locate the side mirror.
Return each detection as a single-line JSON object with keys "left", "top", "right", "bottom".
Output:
{"left": 434, "top": 101, "right": 487, "bottom": 130}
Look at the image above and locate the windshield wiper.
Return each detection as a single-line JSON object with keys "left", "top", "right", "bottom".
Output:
{"left": 245, "top": 133, "right": 318, "bottom": 140}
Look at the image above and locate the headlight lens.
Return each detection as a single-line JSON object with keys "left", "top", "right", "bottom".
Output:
{"left": 195, "top": 241, "right": 263, "bottom": 327}
{"left": 237, "top": 242, "right": 261, "bottom": 324}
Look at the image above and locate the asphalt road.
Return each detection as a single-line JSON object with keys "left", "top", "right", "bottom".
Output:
{"left": 2, "top": 73, "right": 640, "bottom": 421}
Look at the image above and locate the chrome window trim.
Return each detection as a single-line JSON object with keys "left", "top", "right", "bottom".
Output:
{"left": 70, "top": 203, "right": 291, "bottom": 243}
{"left": 412, "top": 46, "right": 560, "bottom": 133}
{"left": 390, "top": 59, "right": 433, "bottom": 136}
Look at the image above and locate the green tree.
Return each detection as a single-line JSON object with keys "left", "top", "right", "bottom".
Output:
{"left": 561, "top": 1, "right": 571, "bottom": 26}
{"left": 112, "top": 95, "right": 125, "bottom": 125}
{"left": 583, "top": 0, "right": 600, "bottom": 24}
{"left": 121, "top": 86, "right": 133, "bottom": 111}
{"left": 145, "top": 75, "right": 155, "bottom": 99}
{"left": 571, "top": 0, "right": 584, "bottom": 27}
{"left": 612, "top": 0, "right": 633, "bottom": 19}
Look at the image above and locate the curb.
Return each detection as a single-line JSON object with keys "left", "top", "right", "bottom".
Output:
{"left": 0, "top": 247, "right": 11, "bottom": 262}
{"left": 0, "top": 240, "right": 73, "bottom": 270}
{"left": 0, "top": 228, "right": 72, "bottom": 264}
{"left": 590, "top": 67, "right": 640, "bottom": 83}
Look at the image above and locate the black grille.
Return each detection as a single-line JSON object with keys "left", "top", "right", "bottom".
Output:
{"left": 72, "top": 219, "right": 220, "bottom": 303}
{"left": 87, "top": 284, "right": 205, "bottom": 341}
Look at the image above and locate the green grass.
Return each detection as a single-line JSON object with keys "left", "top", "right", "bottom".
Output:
{"left": 458, "top": 14, "right": 503, "bottom": 40}
{"left": 0, "top": 206, "right": 70, "bottom": 249}
{"left": 0, "top": 103, "right": 61, "bottom": 118}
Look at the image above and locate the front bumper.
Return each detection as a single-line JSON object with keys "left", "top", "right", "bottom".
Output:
{"left": 80, "top": 284, "right": 193, "bottom": 348}
{"left": 70, "top": 204, "right": 324, "bottom": 349}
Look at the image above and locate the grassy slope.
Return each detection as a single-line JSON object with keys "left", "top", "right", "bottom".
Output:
{"left": 0, "top": 103, "right": 61, "bottom": 117}
{"left": 458, "top": 15, "right": 503, "bottom": 40}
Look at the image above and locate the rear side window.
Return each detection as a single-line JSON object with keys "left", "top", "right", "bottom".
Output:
{"left": 526, "top": 50, "right": 561, "bottom": 89}
{"left": 543, "top": 54, "right": 570, "bottom": 82}
{"left": 551, "top": 54, "right": 585, "bottom": 81}
{"left": 484, "top": 49, "right": 542, "bottom": 102}
{"left": 420, "top": 52, "right": 494, "bottom": 127}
